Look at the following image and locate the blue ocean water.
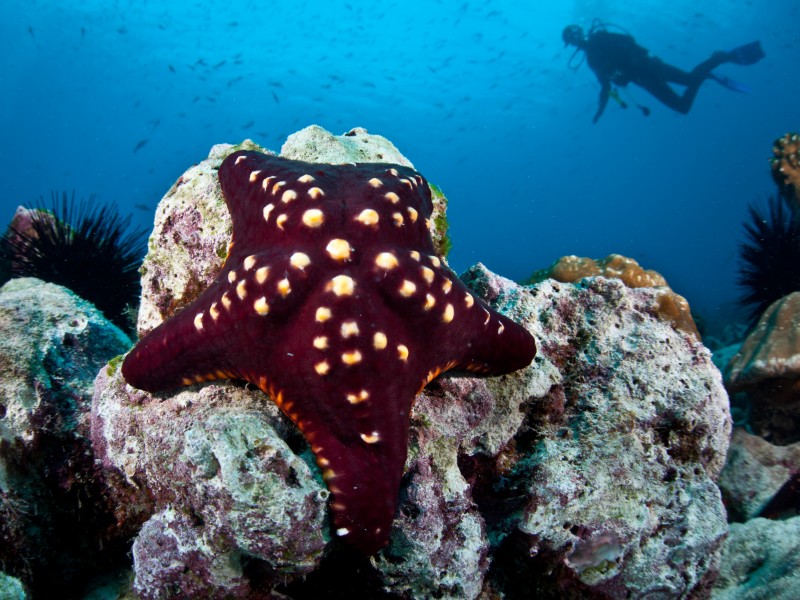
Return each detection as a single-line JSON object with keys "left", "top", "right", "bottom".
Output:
{"left": 1, "top": 0, "right": 797, "bottom": 317}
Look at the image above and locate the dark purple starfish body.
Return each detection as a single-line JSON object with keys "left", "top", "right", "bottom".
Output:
{"left": 122, "top": 150, "right": 536, "bottom": 554}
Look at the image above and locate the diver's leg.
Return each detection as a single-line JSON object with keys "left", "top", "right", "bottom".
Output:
{"left": 636, "top": 77, "right": 693, "bottom": 113}
{"left": 689, "top": 52, "right": 730, "bottom": 78}
{"left": 670, "top": 53, "right": 731, "bottom": 112}
{"left": 652, "top": 60, "right": 695, "bottom": 85}
{"left": 639, "top": 53, "right": 729, "bottom": 114}
{"left": 652, "top": 54, "right": 729, "bottom": 86}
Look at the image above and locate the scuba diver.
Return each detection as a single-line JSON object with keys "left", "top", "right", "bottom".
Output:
{"left": 562, "top": 21, "right": 765, "bottom": 123}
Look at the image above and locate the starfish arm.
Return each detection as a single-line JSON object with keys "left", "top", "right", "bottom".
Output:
{"left": 123, "top": 248, "right": 314, "bottom": 393}
{"left": 121, "top": 281, "right": 239, "bottom": 392}
{"left": 438, "top": 285, "right": 537, "bottom": 376}
{"left": 366, "top": 250, "right": 537, "bottom": 378}
{"left": 229, "top": 288, "right": 424, "bottom": 554}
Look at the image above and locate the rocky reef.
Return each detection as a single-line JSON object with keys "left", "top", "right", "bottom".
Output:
{"left": 1, "top": 126, "right": 736, "bottom": 598}
{"left": 0, "top": 278, "right": 133, "bottom": 595}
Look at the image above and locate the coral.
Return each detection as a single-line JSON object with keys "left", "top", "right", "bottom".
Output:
{"left": 526, "top": 253, "right": 699, "bottom": 339}
{"left": 0, "top": 192, "right": 147, "bottom": 332}
{"left": 770, "top": 132, "right": 800, "bottom": 204}
{"left": 726, "top": 291, "right": 800, "bottom": 444}
{"left": 737, "top": 193, "right": 800, "bottom": 326}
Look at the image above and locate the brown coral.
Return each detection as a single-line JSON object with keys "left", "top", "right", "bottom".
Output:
{"left": 726, "top": 291, "right": 800, "bottom": 444}
{"left": 770, "top": 132, "right": 800, "bottom": 205}
{"left": 526, "top": 254, "right": 698, "bottom": 339}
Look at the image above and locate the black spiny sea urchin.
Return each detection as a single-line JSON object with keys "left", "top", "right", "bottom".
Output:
{"left": 0, "top": 191, "right": 147, "bottom": 332}
{"left": 737, "top": 191, "right": 800, "bottom": 326}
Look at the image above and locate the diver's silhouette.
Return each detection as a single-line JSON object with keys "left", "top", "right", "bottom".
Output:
{"left": 562, "top": 22, "right": 765, "bottom": 123}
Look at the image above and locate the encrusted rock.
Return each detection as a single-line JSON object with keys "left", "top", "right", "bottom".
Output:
{"left": 712, "top": 516, "right": 800, "bottom": 599}
{"left": 719, "top": 427, "right": 800, "bottom": 521}
{"left": 91, "top": 366, "right": 328, "bottom": 597}
{"left": 0, "top": 572, "right": 26, "bottom": 600}
{"left": 281, "top": 124, "right": 413, "bottom": 167}
{"left": 726, "top": 291, "right": 800, "bottom": 444}
{"left": 462, "top": 268, "right": 730, "bottom": 598}
{"left": 135, "top": 139, "right": 267, "bottom": 336}
{"left": 0, "top": 278, "right": 132, "bottom": 594}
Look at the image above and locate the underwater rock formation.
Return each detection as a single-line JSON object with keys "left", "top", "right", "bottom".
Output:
{"left": 726, "top": 291, "right": 800, "bottom": 444}
{"left": 466, "top": 272, "right": 730, "bottom": 598}
{"left": 0, "top": 125, "right": 713, "bottom": 597}
{"left": 88, "top": 125, "right": 730, "bottom": 597}
{"left": 718, "top": 427, "right": 800, "bottom": 521}
{"left": 95, "top": 268, "right": 730, "bottom": 598}
{"left": 0, "top": 278, "right": 132, "bottom": 596}
{"left": 93, "top": 367, "right": 329, "bottom": 597}
{"left": 713, "top": 516, "right": 800, "bottom": 599}
{"left": 526, "top": 253, "right": 699, "bottom": 339}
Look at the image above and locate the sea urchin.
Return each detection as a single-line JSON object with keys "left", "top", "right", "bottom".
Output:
{"left": 0, "top": 191, "right": 147, "bottom": 332}
{"left": 737, "top": 191, "right": 800, "bottom": 326}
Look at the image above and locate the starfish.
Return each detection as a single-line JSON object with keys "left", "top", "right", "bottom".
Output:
{"left": 122, "top": 150, "right": 537, "bottom": 554}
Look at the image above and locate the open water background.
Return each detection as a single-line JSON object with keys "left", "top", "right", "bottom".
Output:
{"left": 2, "top": 0, "right": 798, "bottom": 316}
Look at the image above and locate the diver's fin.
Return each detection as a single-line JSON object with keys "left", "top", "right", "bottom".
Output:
{"left": 710, "top": 73, "right": 753, "bottom": 94}
{"left": 727, "top": 41, "right": 765, "bottom": 66}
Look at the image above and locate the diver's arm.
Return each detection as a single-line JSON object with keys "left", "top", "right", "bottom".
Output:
{"left": 592, "top": 80, "right": 611, "bottom": 123}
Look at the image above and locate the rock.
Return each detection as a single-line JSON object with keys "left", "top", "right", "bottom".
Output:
{"left": 718, "top": 427, "right": 800, "bottom": 521}
{"left": 134, "top": 139, "right": 268, "bottom": 336}
{"left": 712, "top": 516, "right": 800, "bottom": 599}
{"left": 0, "top": 278, "right": 132, "bottom": 595}
{"left": 281, "top": 124, "right": 413, "bottom": 167}
{"left": 91, "top": 366, "right": 328, "bottom": 598}
{"left": 461, "top": 269, "right": 730, "bottom": 598}
{"left": 726, "top": 291, "right": 800, "bottom": 444}
{"left": 0, "top": 572, "right": 27, "bottom": 600}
